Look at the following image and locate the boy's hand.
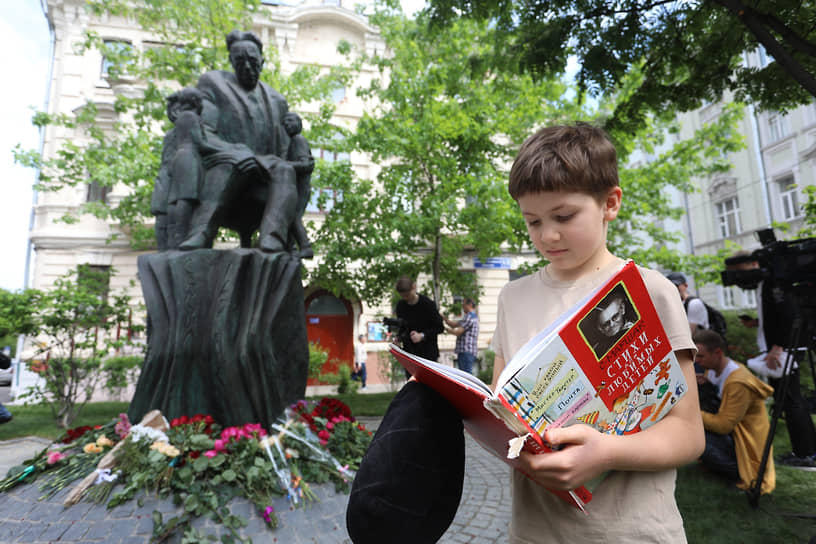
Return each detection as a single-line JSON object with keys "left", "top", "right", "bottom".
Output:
{"left": 517, "top": 425, "right": 611, "bottom": 491}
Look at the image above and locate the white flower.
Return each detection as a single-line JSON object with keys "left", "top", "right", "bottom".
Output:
{"left": 129, "top": 424, "right": 169, "bottom": 444}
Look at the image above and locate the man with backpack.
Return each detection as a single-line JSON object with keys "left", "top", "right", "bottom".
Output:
{"left": 666, "top": 272, "right": 727, "bottom": 338}
{"left": 666, "top": 271, "right": 727, "bottom": 413}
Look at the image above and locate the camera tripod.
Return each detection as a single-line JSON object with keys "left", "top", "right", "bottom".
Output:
{"left": 746, "top": 312, "right": 816, "bottom": 508}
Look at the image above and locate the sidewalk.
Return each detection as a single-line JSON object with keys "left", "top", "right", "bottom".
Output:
{"left": 0, "top": 420, "right": 512, "bottom": 543}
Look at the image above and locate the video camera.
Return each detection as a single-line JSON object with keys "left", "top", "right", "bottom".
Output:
{"left": 721, "top": 228, "right": 816, "bottom": 303}
{"left": 382, "top": 317, "right": 411, "bottom": 346}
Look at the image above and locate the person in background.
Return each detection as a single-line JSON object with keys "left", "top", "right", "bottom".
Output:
{"left": 666, "top": 271, "right": 720, "bottom": 413}
{"left": 353, "top": 334, "right": 367, "bottom": 389}
{"left": 694, "top": 329, "right": 775, "bottom": 494}
{"left": 395, "top": 276, "right": 444, "bottom": 380}
{"left": 0, "top": 351, "right": 13, "bottom": 424}
{"left": 729, "top": 254, "right": 816, "bottom": 469}
{"left": 666, "top": 272, "right": 709, "bottom": 334}
{"left": 442, "top": 297, "right": 480, "bottom": 374}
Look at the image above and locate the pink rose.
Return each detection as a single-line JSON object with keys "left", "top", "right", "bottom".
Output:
{"left": 214, "top": 439, "right": 226, "bottom": 452}
{"left": 47, "top": 451, "right": 66, "bottom": 465}
{"left": 203, "top": 450, "right": 218, "bottom": 458}
{"left": 326, "top": 422, "right": 334, "bottom": 430}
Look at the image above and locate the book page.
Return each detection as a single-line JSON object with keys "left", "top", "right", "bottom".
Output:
{"left": 389, "top": 344, "right": 493, "bottom": 395}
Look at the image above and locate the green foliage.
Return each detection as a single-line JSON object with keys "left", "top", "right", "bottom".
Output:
{"left": 376, "top": 350, "right": 406, "bottom": 391}
{"left": 307, "top": 342, "right": 330, "bottom": 380}
{"left": 798, "top": 184, "right": 816, "bottom": 237}
{"left": 15, "top": 0, "right": 359, "bottom": 249}
{"left": 100, "top": 355, "right": 143, "bottom": 398}
{"left": 722, "top": 310, "right": 761, "bottom": 363}
{"left": 318, "top": 362, "right": 358, "bottom": 395}
{"left": 0, "top": 288, "right": 42, "bottom": 338}
{"left": 477, "top": 348, "right": 495, "bottom": 385}
{"left": 309, "top": 7, "right": 581, "bottom": 305}
{"left": 18, "top": 267, "right": 144, "bottom": 428}
{"left": 426, "top": 0, "right": 816, "bottom": 137}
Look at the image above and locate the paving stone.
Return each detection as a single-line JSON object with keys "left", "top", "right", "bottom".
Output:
{"left": 0, "top": 431, "right": 510, "bottom": 543}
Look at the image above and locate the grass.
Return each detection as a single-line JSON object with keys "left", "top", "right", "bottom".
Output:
{"left": 1, "top": 393, "right": 814, "bottom": 543}
{"left": 0, "top": 401, "right": 130, "bottom": 441}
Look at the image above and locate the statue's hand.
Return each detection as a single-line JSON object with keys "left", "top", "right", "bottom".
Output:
{"left": 236, "top": 155, "right": 262, "bottom": 174}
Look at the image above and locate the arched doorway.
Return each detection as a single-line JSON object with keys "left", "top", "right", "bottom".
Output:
{"left": 304, "top": 290, "right": 353, "bottom": 384}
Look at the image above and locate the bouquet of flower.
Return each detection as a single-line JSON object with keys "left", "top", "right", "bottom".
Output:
{"left": 0, "top": 398, "right": 372, "bottom": 543}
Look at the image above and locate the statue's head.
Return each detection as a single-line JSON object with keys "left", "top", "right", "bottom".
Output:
{"left": 283, "top": 112, "right": 302, "bottom": 136}
{"left": 226, "top": 30, "right": 264, "bottom": 90}
{"left": 166, "top": 91, "right": 181, "bottom": 123}
{"left": 177, "top": 87, "right": 204, "bottom": 115}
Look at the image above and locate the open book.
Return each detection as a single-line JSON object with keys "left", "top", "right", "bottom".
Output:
{"left": 391, "top": 260, "right": 688, "bottom": 513}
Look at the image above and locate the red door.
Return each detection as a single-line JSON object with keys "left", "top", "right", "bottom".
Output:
{"left": 305, "top": 290, "right": 353, "bottom": 384}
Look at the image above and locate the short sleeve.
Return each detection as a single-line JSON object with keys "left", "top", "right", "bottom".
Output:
{"left": 686, "top": 298, "right": 709, "bottom": 328}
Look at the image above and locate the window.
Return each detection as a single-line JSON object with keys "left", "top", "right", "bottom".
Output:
{"left": 776, "top": 176, "right": 800, "bottom": 220}
{"left": 77, "top": 264, "right": 111, "bottom": 320}
{"left": 757, "top": 45, "right": 770, "bottom": 68}
{"left": 306, "top": 294, "right": 347, "bottom": 315}
{"left": 722, "top": 286, "right": 737, "bottom": 309}
{"left": 86, "top": 181, "right": 110, "bottom": 203}
{"left": 767, "top": 112, "right": 788, "bottom": 142}
{"left": 305, "top": 148, "right": 348, "bottom": 213}
{"left": 101, "top": 40, "right": 134, "bottom": 78}
{"left": 331, "top": 87, "right": 346, "bottom": 103}
{"left": 715, "top": 198, "right": 741, "bottom": 238}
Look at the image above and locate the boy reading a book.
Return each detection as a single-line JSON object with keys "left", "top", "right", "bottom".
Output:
{"left": 492, "top": 123, "right": 704, "bottom": 542}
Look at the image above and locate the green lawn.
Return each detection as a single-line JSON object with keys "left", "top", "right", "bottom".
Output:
{"left": 2, "top": 395, "right": 814, "bottom": 543}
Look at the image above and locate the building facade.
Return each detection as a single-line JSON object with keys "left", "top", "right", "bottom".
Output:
{"left": 672, "top": 51, "right": 815, "bottom": 312}
{"left": 26, "top": 0, "right": 520, "bottom": 389}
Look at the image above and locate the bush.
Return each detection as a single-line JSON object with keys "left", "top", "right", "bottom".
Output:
{"left": 377, "top": 350, "right": 405, "bottom": 391}
{"left": 101, "top": 355, "right": 143, "bottom": 399}
{"left": 477, "top": 349, "right": 495, "bottom": 385}
{"left": 722, "top": 310, "right": 760, "bottom": 362}
{"left": 308, "top": 342, "right": 330, "bottom": 380}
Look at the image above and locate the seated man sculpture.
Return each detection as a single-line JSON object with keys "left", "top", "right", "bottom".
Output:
{"left": 175, "top": 30, "right": 303, "bottom": 253}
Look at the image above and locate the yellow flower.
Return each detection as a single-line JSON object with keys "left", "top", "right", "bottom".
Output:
{"left": 83, "top": 443, "right": 103, "bottom": 454}
{"left": 150, "top": 441, "right": 180, "bottom": 458}
{"left": 96, "top": 435, "right": 114, "bottom": 448}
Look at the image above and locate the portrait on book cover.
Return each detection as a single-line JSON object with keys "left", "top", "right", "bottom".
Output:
{"left": 579, "top": 282, "right": 641, "bottom": 360}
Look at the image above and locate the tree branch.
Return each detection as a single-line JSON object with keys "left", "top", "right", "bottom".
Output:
{"left": 714, "top": 0, "right": 816, "bottom": 99}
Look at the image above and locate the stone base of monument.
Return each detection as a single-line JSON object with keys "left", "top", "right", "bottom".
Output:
{"left": 0, "top": 477, "right": 352, "bottom": 543}
{"left": 129, "top": 249, "right": 309, "bottom": 430}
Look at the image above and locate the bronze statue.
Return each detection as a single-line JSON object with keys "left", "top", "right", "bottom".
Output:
{"left": 152, "top": 30, "right": 312, "bottom": 253}
{"left": 133, "top": 31, "right": 311, "bottom": 429}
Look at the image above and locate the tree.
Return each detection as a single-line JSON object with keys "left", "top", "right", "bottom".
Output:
{"left": 309, "top": 6, "right": 583, "bottom": 306}
{"left": 308, "top": 4, "right": 744, "bottom": 307}
{"left": 0, "top": 288, "right": 42, "bottom": 356}
{"left": 14, "top": 0, "right": 358, "bottom": 248}
{"left": 21, "top": 267, "right": 143, "bottom": 428}
{"left": 425, "top": 1, "right": 816, "bottom": 136}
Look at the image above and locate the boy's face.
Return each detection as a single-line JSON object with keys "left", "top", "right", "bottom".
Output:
{"left": 518, "top": 188, "right": 621, "bottom": 281}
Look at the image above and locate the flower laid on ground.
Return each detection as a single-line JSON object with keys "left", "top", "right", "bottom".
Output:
{"left": 0, "top": 399, "right": 372, "bottom": 543}
{"left": 114, "top": 413, "right": 131, "bottom": 439}
{"left": 46, "top": 451, "right": 67, "bottom": 465}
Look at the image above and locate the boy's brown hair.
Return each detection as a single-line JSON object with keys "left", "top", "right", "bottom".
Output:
{"left": 509, "top": 123, "right": 619, "bottom": 201}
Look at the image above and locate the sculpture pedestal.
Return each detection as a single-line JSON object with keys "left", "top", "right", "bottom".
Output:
{"left": 129, "top": 249, "right": 308, "bottom": 428}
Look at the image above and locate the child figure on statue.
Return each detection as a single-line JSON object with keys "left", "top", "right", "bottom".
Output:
{"left": 283, "top": 112, "right": 315, "bottom": 259}
{"left": 491, "top": 123, "right": 704, "bottom": 543}
{"left": 167, "top": 87, "right": 211, "bottom": 248}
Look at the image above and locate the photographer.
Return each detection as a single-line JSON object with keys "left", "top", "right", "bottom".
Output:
{"left": 727, "top": 252, "right": 816, "bottom": 469}
{"left": 394, "top": 276, "right": 444, "bottom": 369}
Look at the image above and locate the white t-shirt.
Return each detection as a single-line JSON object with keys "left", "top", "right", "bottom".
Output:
{"left": 685, "top": 297, "right": 709, "bottom": 329}
{"left": 492, "top": 257, "right": 695, "bottom": 543}
{"left": 354, "top": 343, "right": 366, "bottom": 364}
